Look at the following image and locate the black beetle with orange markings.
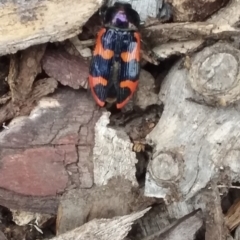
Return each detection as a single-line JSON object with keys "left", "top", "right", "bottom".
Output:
{"left": 89, "top": 2, "right": 141, "bottom": 109}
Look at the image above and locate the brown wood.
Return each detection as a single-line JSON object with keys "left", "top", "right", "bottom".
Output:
{"left": 225, "top": 198, "right": 240, "bottom": 231}
{"left": 42, "top": 49, "right": 90, "bottom": 90}
{"left": 8, "top": 44, "right": 46, "bottom": 104}
{"left": 0, "top": 77, "right": 58, "bottom": 126}
{"left": 204, "top": 184, "right": 226, "bottom": 240}
{"left": 168, "top": 0, "right": 229, "bottom": 22}
{"left": 0, "top": 89, "right": 101, "bottom": 213}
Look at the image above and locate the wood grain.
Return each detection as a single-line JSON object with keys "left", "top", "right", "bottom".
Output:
{"left": 0, "top": 0, "right": 103, "bottom": 56}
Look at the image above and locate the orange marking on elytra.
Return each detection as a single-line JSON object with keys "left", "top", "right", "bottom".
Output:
{"left": 120, "top": 80, "right": 138, "bottom": 92}
{"left": 94, "top": 28, "right": 114, "bottom": 60}
{"left": 121, "top": 31, "right": 141, "bottom": 62}
{"left": 116, "top": 80, "right": 139, "bottom": 109}
{"left": 89, "top": 76, "right": 108, "bottom": 88}
{"left": 88, "top": 75, "right": 106, "bottom": 107}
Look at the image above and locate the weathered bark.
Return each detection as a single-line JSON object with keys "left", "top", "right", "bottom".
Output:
{"left": 42, "top": 49, "right": 89, "bottom": 89}
{"left": 0, "top": 77, "right": 58, "bottom": 125}
{"left": 109, "top": 0, "right": 226, "bottom": 22}
{"left": 127, "top": 205, "right": 171, "bottom": 239}
{"left": 143, "top": 209, "right": 203, "bottom": 240}
{"left": 168, "top": 0, "right": 229, "bottom": 22}
{"left": 145, "top": 42, "right": 240, "bottom": 215}
{"left": 225, "top": 198, "right": 240, "bottom": 231}
{"left": 204, "top": 184, "right": 226, "bottom": 240}
{"left": 0, "top": 45, "right": 58, "bottom": 126}
{"left": 0, "top": 0, "right": 104, "bottom": 56}
{"left": 1, "top": 0, "right": 239, "bottom": 238}
{"left": 0, "top": 89, "right": 101, "bottom": 213}
{"left": 142, "top": 0, "right": 240, "bottom": 58}
{"left": 153, "top": 40, "right": 205, "bottom": 59}
{"left": 52, "top": 208, "right": 150, "bottom": 240}
{"left": 93, "top": 112, "right": 139, "bottom": 186}
{"left": 8, "top": 44, "right": 46, "bottom": 104}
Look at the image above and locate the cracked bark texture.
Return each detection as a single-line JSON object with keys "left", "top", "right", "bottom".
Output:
{"left": 0, "top": 0, "right": 104, "bottom": 56}
{"left": 0, "top": 89, "right": 101, "bottom": 214}
{"left": 145, "top": 42, "right": 240, "bottom": 217}
{"left": 93, "top": 112, "right": 138, "bottom": 187}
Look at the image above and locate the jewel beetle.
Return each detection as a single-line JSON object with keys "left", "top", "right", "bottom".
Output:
{"left": 89, "top": 2, "right": 141, "bottom": 109}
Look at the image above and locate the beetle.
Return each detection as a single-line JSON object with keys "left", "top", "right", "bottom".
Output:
{"left": 89, "top": 2, "right": 141, "bottom": 109}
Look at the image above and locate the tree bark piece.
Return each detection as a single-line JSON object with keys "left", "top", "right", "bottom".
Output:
{"left": 2, "top": 44, "right": 48, "bottom": 125}
{"left": 153, "top": 40, "right": 204, "bottom": 59}
{"left": 0, "top": 77, "right": 58, "bottom": 126}
{"left": 93, "top": 112, "right": 138, "bottom": 187}
{"left": 56, "top": 179, "right": 156, "bottom": 235}
{"left": 225, "top": 198, "right": 240, "bottom": 231}
{"left": 0, "top": 0, "right": 104, "bottom": 56}
{"left": 0, "top": 89, "right": 101, "bottom": 213}
{"left": 168, "top": 0, "right": 229, "bottom": 22}
{"left": 52, "top": 207, "right": 150, "bottom": 240}
{"left": 204, "top": 184, "right": 226, "bottom": 240}
{"left": 9, "top": 44, "right": 46, "bottom": 104}
{"left": 143, "top": 0, "right": 240, "bottom": 58}
{"left": 234, "top": 225, "right": 240, "bottom": 240}
{"left": 42, "top": 49, "right": 89, "bottom": 89}
{"left": 188, "top": 43, "right": 240, "bottom": 106}
{"left": 142, "top": 209, "right": 203, "bottom": 240}
{"left": 143, "top": 21, "right": 240, "bottom": 49}
{"left": 145, "top": 42, "right": 240, "bottom": 203}
{"left": 127, "top": 205, "right": 171, "bottom": 239}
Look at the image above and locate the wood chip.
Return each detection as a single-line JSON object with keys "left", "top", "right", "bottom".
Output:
{"left": 225, "top": 198, "right": 240, "bottom": 231}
